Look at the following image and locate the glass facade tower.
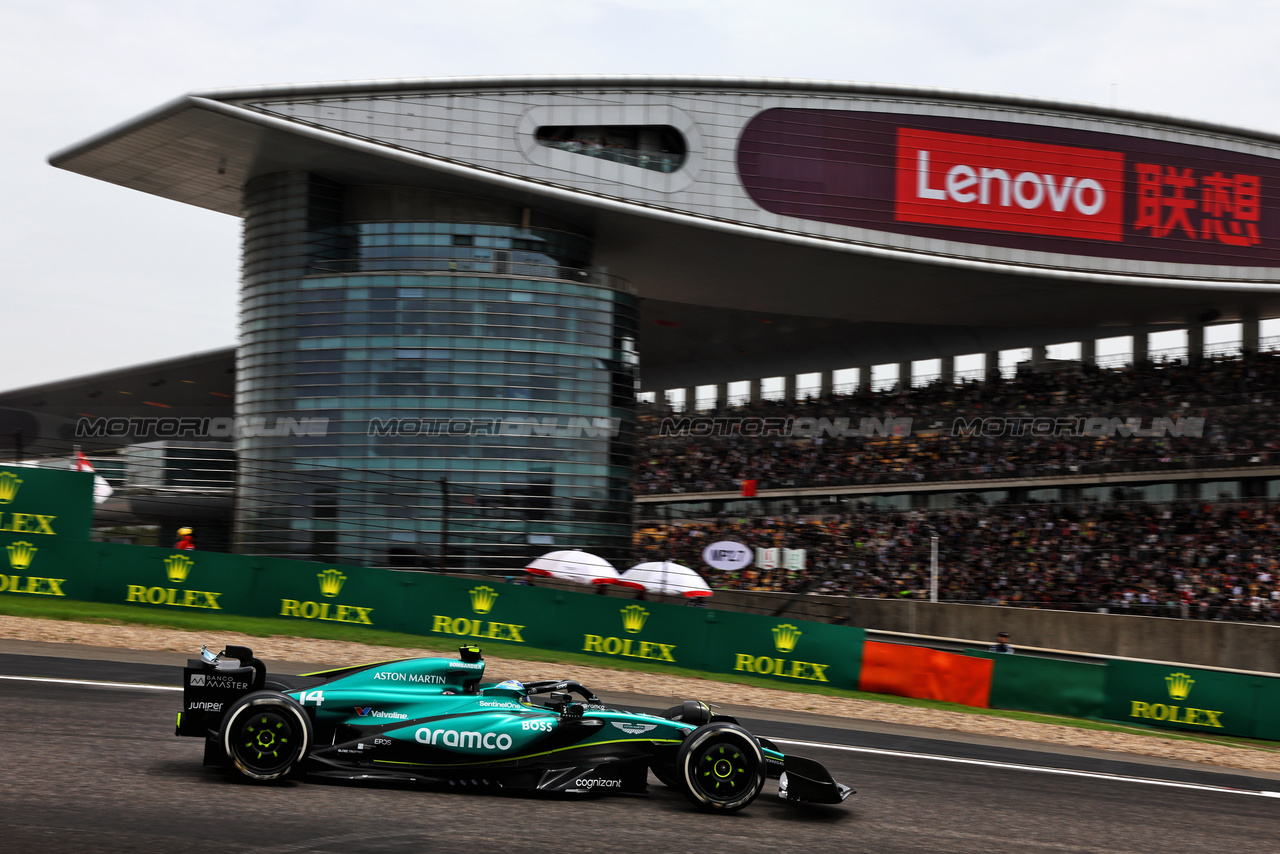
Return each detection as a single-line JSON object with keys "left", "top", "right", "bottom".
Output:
{"left": 237, "top": 173, "right": 637, "bottom": 568}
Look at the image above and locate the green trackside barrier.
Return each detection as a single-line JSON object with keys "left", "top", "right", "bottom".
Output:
{"left": 1252, "top": 678, "right": 1280, "bottom": 741}
{"left": 1101, "top": 659, "right": 1276, "bottom": 739}
{"left": 402, "top": 576, "right": 866, "bottom": 689}
{"left": 0, "top": 466, "right": 94, "bottom": 600}
{"left": 701, "top": 608, "right": 864, "bottom": 689}
{"left": 965, "top": 649, "right": 1106, "bottom": 719}
{"left": 3, "top": 537, "right": 866, "bottom": 688}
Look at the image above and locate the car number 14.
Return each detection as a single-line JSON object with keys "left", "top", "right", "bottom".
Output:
{"left": 301, "top": 690, "right": 325, "bottom": 706}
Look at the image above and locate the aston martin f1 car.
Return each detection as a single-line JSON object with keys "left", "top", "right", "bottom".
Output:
{"left": 176, "top": 644, "right": 853, "bottom": 813}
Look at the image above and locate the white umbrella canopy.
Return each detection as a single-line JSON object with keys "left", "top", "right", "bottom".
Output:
{"left": 622, "top": 561, "right": 713, "bottom": 598}
{"left": 525, "top": 550, "right": 642, "bottom": 588}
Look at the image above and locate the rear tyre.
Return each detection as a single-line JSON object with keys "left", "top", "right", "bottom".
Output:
{"left": 220, "top": 691, "right": 312, "bottom": 782}
{"left": 675, "top": 722, "right": 765, "bottom": 813}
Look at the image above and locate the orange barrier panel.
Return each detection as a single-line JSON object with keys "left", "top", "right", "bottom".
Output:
{"left": 858, "top": 641, "right": 994, "bottom": 708}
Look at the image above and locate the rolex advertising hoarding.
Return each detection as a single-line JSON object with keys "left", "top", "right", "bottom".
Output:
{"left": 0, "top": 466, "right": 93, "bottom": 603}
{"left": 1101, "top": 660, "right": 1266, "bottom": 738}
{"left": 705, "top": 608, "right": 863, "bottom": 688}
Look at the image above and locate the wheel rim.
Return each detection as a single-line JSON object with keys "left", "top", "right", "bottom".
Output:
{"left": 692, "top": 742, "right": 753, "bottom": 802}
{"left": 231, "top": 709, "right": 298, "bottom": 775}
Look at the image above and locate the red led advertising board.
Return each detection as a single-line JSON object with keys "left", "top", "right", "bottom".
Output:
{"left": 738, "top": 109, "right": 1279, "bottom": 267}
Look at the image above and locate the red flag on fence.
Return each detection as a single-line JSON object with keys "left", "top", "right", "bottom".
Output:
{"left": 73, "top": 450, "right": 114, "bottom": 504}
{"left": 740, "top": 479, "right": 758, "bottom": 498}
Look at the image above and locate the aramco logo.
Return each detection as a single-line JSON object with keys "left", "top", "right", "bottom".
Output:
{"left": 318, "top": 569, "right": 346, "bottom": 598}
{"left": 470, "top": 585, "right": 498, "bottom": 614}
{"left": 1166, "top": 671, "right": 1195, "bottom": 701}
{"left": 772, "top": 623, "right": 802, "bottom": 654}
{"left": 7, "top": 540, "right": 36, "bottom": 571}
{"left": 620, "top": 604, "right": 649, "bottom": 634}
{"left": 165, "top": 553, "right": 194, "bottom": 584}
{"left": 0, "top": 471, "right": 22, "bottom": 504}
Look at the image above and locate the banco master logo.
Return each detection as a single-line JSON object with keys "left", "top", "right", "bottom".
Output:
{"left": 0, "top": 471, "right": 21, "bottom": 504}
{"left": 1166, "top": 671, "right": 1195, "bottom": 701}
{"left": 7, "top": 540, "right": 36, "bottom": 571}
{"left": 165, "top": 553, "right": 193, "bottom": 584}
{"left": 620, "top": 604, "right": 648, "bottom": 634}
{"left": 470, "top": 585, "right": 498, "bottom": 614}
{"left": 772, "top": 623, "right": 802, "bottom": 654}
{"left": 188, "top": 673, "right": 249, "bottom": 690}
{"left": 318, "top": 569, "right": 346, "bottom": 598}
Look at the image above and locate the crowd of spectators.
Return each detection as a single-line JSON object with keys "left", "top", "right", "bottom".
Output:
{"left": 632, "top": 500, "right": 1280, "bottom": 623}
{"left": 634, "top": 352, "right": 1280, "bottom": 494}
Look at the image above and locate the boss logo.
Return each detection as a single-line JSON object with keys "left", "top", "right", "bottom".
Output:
{"left": 521, "top": 719, "right": 555, "bottom": 732}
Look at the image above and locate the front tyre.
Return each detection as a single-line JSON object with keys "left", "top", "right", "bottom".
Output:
{"left": 675, "top": 723, "right": 765, "bottom": 813}
{"left": 219, "top": 691, "right": 312, "bottom": 782}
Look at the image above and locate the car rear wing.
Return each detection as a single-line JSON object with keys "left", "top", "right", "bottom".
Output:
{"left": 175, "top": 645, "right": 266, "bottom": 738}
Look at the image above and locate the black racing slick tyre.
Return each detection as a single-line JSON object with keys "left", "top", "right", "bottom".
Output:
{"left": 219, "top": 691, "right": 312, "bottom": 782}
{"left": 675, "top": 722, "right": 766, "bottom": 813}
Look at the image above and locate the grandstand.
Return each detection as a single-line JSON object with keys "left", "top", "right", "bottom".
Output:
{"left": 7, "top": 76, "right": 1280, "bottom": 624}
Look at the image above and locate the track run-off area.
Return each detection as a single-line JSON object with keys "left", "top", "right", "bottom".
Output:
{"left": 3, "top": 649, "right": 1279, "bottom": 853}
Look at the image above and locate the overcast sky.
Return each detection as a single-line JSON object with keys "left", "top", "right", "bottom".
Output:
{"left": 4, "top": 0, "right": 1279, "bottom": 392}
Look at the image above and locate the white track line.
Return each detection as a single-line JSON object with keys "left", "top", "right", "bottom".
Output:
{"left": 768, "top": 737, "right": 1280, "bottom": 799}
{"left": 0, "top": 674, "right": 181, "bottom": 691}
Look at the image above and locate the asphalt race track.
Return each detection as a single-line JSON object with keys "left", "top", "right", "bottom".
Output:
{"left": 2, "top": 645, "right": 1279, "bottom": 853}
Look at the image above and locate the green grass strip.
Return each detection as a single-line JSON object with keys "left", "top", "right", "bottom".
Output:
{"left": 3, "top": 595, "right": 1278, "bottom": 754}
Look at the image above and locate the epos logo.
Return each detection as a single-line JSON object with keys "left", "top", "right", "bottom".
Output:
{"left": 895, "top": 128, "right": 1124, "bottom": 241}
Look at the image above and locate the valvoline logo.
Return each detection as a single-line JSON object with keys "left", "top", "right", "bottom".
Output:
{"left": 894, "top": 127, "right": 1124, "bottom": 241}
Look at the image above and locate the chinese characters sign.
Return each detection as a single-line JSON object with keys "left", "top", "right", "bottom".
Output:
{"left": 1134, "top": 165, "right": 1259, "bottom": 247}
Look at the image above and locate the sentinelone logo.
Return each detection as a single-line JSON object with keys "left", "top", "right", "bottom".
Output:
{"left": 76, "top": 416, "right": 328, "bottom": 439}
{"left": 895, "top": 127, "right": 1125, "bottom": 241}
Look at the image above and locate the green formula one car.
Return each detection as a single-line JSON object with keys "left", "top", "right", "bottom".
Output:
{"left": 176, "top": 644, "right": 853, "bottom": 813}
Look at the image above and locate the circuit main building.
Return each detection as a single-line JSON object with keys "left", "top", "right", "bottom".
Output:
{"left": 23, "top": 76, "right": 1280, "bottom": 565}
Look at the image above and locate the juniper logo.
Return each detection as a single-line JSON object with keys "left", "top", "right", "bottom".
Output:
{"left": 620, "top": 604, "right": 649, "bottom": 634}
{"left": 164, "top": 554, "right": 193, "bottom": 584}
{"left": 318, "top": 569, "right": 346, "bottom": 598}
{"left": 470, "top": 585, "right": 498, "bottom": 615}
{"left": 7, "top": 541, "right": 36, "bottom": 571}
{"left": 0, "top": 471, "right": 21, "bottom": 504}
{"left": 772, "top": 624, "right": 802, "bottom": 654}
{"left": 1166, "top": 671, "right": 1195, "bottom": 701}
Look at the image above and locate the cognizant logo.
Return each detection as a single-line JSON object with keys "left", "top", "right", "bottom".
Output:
{"left": 415, "top": 728, "right": 513, "bottom": 749}
{"left": 575, "top": 778, "right": 622, "bottom": 788}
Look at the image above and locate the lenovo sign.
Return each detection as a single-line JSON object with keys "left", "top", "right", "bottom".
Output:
{"left": 894, "top": 128, "right": 1124, "bottom": 241}
{"left": 738, "top": 108, "right": 1280, "bottom": 268}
